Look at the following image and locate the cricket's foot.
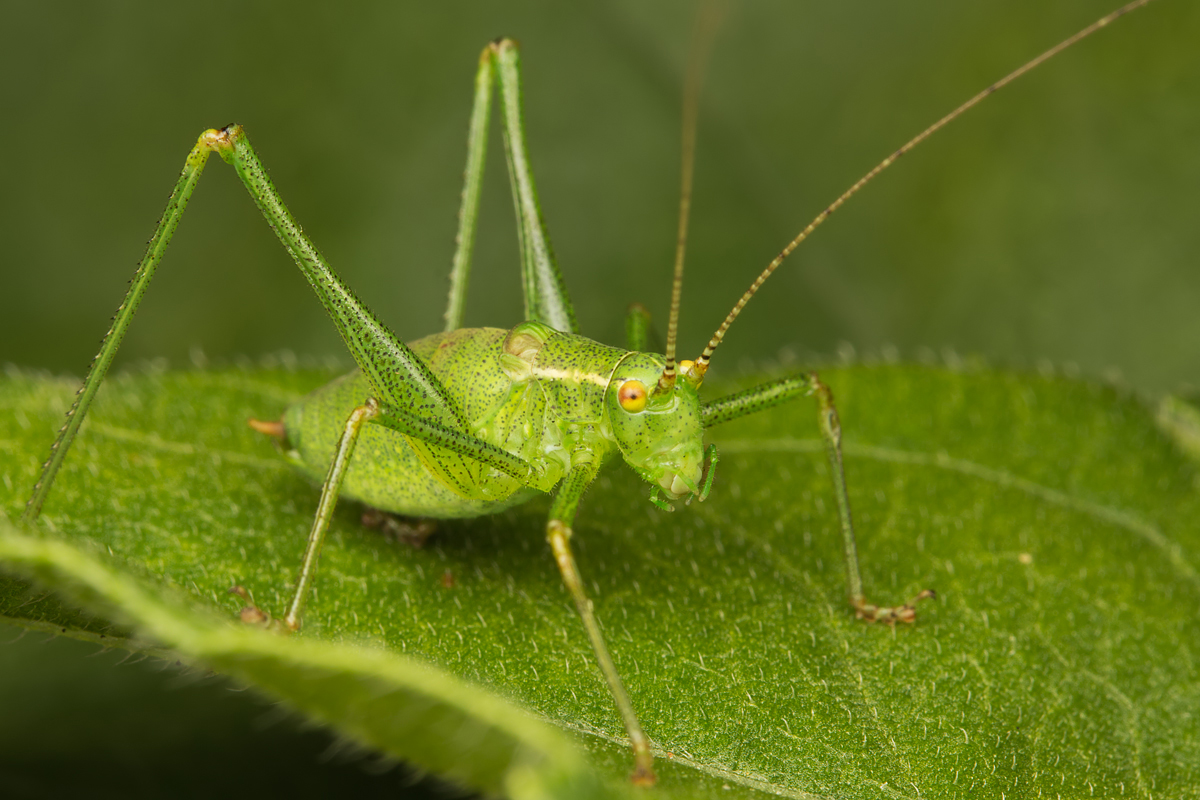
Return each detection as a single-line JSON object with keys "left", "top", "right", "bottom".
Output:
{"left": 854, "top": 589, "right": 937, "bottom": 624}
{"left": 229, "top": 585, "right": 292, "bottom": 632}
{"left": 630, "top": 756, "right": 657, "bottom": 786}
{"left": 361, "top": 507, "right": 437, "bottom": 548}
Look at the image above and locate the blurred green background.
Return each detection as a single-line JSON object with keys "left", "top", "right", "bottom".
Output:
{"left": 2, "top": 0, "right": 1197, "bottom": 796}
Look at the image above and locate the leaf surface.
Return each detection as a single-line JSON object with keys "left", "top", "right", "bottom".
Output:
{"left": 1, "top": 364, "right": 1197, "bottom": 798}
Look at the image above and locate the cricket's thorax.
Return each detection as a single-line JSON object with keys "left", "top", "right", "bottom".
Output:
{"left": 502, "top": 320, "right": 706, "bottom": 501}
{"left": 281, "top": 324, "right": 634, "bottom": 518}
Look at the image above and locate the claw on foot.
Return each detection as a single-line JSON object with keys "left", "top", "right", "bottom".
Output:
{"left": 630, "top": 759, "right": 657, "bottom": 787}
{"left": 239, "top": 605, "right": 269, "bottom": 624}
{"left": 247, "top": 417, "right": 286, "bottom": 440}
{"left": 229, "top": 584, "right": 270, "bottom": 625}
{"left": 361, "top": 508, "right": 437, "bottom": 548}
{"left": 855, "top": 589, "right": 936, "bottom": 624}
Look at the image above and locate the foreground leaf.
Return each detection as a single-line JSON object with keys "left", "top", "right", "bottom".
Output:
{"left": 1, "top": 363, "right": 1198, "bottom": 798}
{"left": 0, "top": 532, "right": 605, "bottom": 799}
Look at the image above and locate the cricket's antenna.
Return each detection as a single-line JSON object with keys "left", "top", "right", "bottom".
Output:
{"left": 692, "top": 0, "right": 1156, "bottom": 378}
{"left": 656, "top": 0, "right": 725, "bottom": 395}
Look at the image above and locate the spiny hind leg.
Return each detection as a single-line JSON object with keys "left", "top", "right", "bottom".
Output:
{"left": 701, "top": 371, "right": 935, "bottom": 623}
{"left": 624, "top": 302, "right": 663, "bottom": 353}
{"left": 444, "top": 38, "right": 576, "bottom": 334}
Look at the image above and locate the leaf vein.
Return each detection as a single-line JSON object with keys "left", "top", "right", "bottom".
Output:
{"left": 716, "top": 437, "right": 1199, "bottom": 588}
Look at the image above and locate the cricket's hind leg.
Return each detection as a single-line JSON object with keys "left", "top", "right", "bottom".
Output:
{"left": 701, "top": 372, "right": 936, "bottom": 624}
{"left": 624, "top": 303, "right": 663, "bottom": 353}
{"left": 360, "top": 507, "right": 437, "bottom": 549}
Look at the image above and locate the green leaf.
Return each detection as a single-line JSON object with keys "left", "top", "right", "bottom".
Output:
{"left": 2, "top": 363, "right": 1198, "bottom": 798}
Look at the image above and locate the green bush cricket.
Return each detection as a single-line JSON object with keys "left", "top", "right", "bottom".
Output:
{"left": 18, "top": 0, "right": 1163, "bottom": 785}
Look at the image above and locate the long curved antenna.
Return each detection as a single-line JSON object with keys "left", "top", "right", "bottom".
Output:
{"left": 692, "top": 0, "right": 1156, "bottom": 379}
{"left": 655, "top": 0, "right": 725, "bottom": 395}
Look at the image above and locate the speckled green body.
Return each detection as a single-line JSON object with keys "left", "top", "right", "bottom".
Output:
{"left": 281, "top": 323, "right": 705, "bottom": 519}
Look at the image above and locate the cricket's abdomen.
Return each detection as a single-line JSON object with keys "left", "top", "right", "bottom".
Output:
{"left": 280, "top": 327, "right": 552, "bottom": 518}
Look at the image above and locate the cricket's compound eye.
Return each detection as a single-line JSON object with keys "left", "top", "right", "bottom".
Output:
{"left": 618, "top": 380, "right": 648, "bottom": 413}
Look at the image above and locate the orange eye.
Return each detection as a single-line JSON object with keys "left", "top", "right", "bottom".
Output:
{"left": 618, "top": 380, "right": 647, "bottom": 413}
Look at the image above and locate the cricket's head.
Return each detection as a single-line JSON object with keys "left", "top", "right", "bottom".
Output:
{"left": 606, "top": 352, "right": 706, "bottom": 501}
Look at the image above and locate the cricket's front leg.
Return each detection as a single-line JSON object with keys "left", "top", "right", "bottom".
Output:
{"left": 546, "top": 463, "right": 656, "bottom": 785}
{"left": 702, "top": 372, "right": 935, "bottom": 624}
{"left": 807, "top": 374, "right": 936, "bottom": 623}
